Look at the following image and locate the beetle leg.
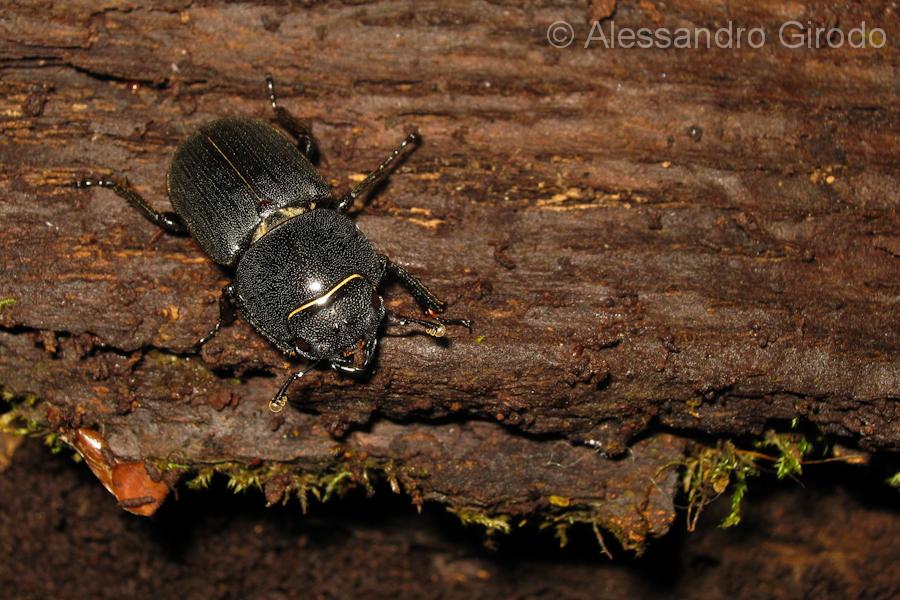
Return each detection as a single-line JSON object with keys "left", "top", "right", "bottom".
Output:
{"left": 194, "top": 284, "right": 237, "bottom": 350}
{"left": 334, "top": 131, "right": 420, "bottom": 212}
{"left": 436, "top": 316, "right": 472, "bottom": 331}
{"left": 385, "top": 313, "right": 445, "bottom": 337}
{"left": 265, "top": 74, "right": 318, "bottom": 159}
{"left": 270, "top": 361, "right": 320, "bottom": 413}
{"left": 380, "top": 257, "right": 448, "bottom": 313}
{"left": 381, "top": 258, "right": 472, "bottom": 330}
{"left": 385, "top": 312, "right": 471, "bottom": 336}
{"left": 73, "top": 178, "right": 187, "bottom": 234}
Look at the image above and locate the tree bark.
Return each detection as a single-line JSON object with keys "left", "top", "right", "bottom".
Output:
{"left": 1, "top": 0, "right": 897, "bottom": 545}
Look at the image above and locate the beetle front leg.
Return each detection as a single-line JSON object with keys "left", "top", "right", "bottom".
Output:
{"left": 269, "top": 361, "right": 320, "bottom": 413}
{"left": 194, "top": 284, "right": 237, "bottom": 350}
{"left": 265, "top": 74, "right": 318, "bottom": 159}
{"left": 73, "top": 178, "right": 187, "bottom": 234}
{"left": 334, "top": 132, "right": 420, "bottom": 212}
{"left": 381, "top": 256, "right": 445, "bottom": 314}
{"left": 381, "top": 257, "right": 472, "bottom": 330}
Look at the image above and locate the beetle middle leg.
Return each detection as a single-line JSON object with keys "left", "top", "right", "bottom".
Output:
{"left": 194, "top": 284, "right": 237, "bottom": 350}
{"left": 74, "top": 178, "right": 187, "bottom": 234}
{"left": 265, "top": 74, "right": 318, "bottom": 160}
{"left": 334, "top": 132, "right": 420, "bottom": 212}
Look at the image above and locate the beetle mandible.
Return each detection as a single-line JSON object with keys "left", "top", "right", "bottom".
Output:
{"left": 74, "top": 75, "right": 470, "bottom": 412}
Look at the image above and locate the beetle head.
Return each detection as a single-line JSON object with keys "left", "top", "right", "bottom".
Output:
{"left": 287, "top": 274, "right": 384, "bottom": 371}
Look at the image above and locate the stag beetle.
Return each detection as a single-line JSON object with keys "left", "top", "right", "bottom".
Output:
{"left": 74, "top": 75, "right": 469, "bottom": 412}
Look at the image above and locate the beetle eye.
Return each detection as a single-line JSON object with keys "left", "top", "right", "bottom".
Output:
{"left": 295, "top": 338, "right": 311, "bottom": 353}
{"left": 371, "top": 290, "right": 382, "bottom": 309}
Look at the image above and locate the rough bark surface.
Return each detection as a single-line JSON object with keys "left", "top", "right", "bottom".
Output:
{"left": 1, "top": 0, "right": 898, "bottom": 544}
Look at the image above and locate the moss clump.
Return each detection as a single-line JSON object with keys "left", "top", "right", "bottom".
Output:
{"left": 678, "top": 428, "right": 836, "bottom": 530}
{"left": 185, "top": 468, "right": 215, "bottom": 490}
{"left": 226, "top": 470, "right": 262, "bottom": 494}
{"left": 170, "top": 460, "right": 364, "bottom": 514}
{"left": 0, "top": 411, "right": 42, "bottom": 437}
{"left": 451, "top": 509, "right": 511, "bottom": 534}
{"left": 680, "top": 439, "right": 758, "bottom": 531}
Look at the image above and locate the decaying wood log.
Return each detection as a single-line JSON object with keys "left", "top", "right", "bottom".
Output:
{"left": 1, "top": 1, "right": 898, "bottom": 545}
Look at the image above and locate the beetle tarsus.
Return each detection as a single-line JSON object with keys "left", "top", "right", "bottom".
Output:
{"left": 386, "top": 313, "right": 470, "bottom": 338}
{"left": 334, "top": 131, "right": 420, "bottom": 212}
{"left": 437, "top": 317, "right": 472, "bottom": 332}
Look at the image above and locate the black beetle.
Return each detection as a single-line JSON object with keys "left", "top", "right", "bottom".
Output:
{"left": 74, "top": 75, "right": 469, "bottom": 412}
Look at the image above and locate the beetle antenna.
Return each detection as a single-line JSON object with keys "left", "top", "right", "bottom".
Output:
{"left": 269, "top": 360, "right": 320, "bottom": 413}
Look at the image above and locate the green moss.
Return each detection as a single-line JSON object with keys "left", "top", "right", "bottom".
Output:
{"left": 162, "top": 461, "right": 191, "bottom": 471}
{"left": 185, "top": 468, "right": 215, "bottom": 490}
{"left": 286, "top": 474, "right": 316, "bottom": 513}
{"left": 322, "top": 471, "right": 352, "bottom": 502}
{"left": 2, "top": 408, "right": 76, "bottom": 462}
{"left": 382, "top": 462, "right": 403, "bottom": 494}
{"left": 451, "top": 509, "right": 511, "bottom": 534}
{"left": 677, "top": 428, "right": 834, "bottom": 530}
{"left": 168, "top": 460, "right": 366, "bottom": 514}
{"left": 0, "top": 298, "right": 16, "bottom": 312}
{"left": 680, "top": 439, "right": 758, "bottom": 531}
{"left": 719, "top": 472, "right": 749, "bottom": 528}
{"left": 226, "top": 470, "right": 262, "bottom": 494}
{"left": 1, "top": 389, "right": 39, "bottom": 408}
{"left": 887, "top": 472, "right": 900, "bottom": 489}
{"left": 43, "top": 432, "right": 66, "bottom": 455}
{"left": 756, "top": 430, "right": 812, "bottom": 479}
{"left": 0, "top": 411, "right": 42, "bottom": 437}
{"left": 553, "top": 523, "right": 570, "bottom": 548}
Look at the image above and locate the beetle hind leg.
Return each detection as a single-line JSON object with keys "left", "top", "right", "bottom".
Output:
{"left": 334, "top": 131, "right": 420, "bottom": 212}
{"left": 265, "top": 74, "right": 318, "bottom": 160}
{"left": 73, "top": 178, "right": 187, "bottom": 234}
